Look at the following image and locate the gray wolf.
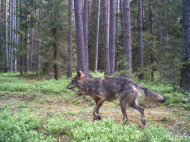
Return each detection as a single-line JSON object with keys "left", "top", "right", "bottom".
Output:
{"left": 66, "top": 71, "right": 166, "bottom": 125}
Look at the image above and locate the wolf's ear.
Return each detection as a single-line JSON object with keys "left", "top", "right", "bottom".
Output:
{"left": 77, "top": 71, "right": 85, "bottom": 80}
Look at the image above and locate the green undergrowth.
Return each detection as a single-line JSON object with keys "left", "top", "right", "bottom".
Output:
{"left": 0, "top": 72, "right": 190, "bottom": 109}
{"left": 0, "top": 109, "right": 189, "bottom": 142}
{"left": 0, "top": 73, "right": 75, "bottom": 95}
{"left": 137, "top": 80, "right": 190, "bottom": 110}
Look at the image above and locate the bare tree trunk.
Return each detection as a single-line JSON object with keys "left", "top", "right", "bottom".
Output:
{"left": 74, "top": 0, "right": 87, "bottom": 74}
{"left": 181, "top": 0, "right": 190, "bottom": 91}
{"left": 109, "top": 0, "right": 116, "bottom": 75}
{"left": 102, "top": 0, "right": 110, "bottom": 76}
{"left": 83, "top": 0, "right": 89, "bottom": 75}
{"left": 115, "top": 0, "right": 120, "bottom": 71}
{"left": 20, "top": 34, "right": 23, "bottom": 76}
{"left": 149, "top": 3, "right": 154, "bottom": 82}
{"left": 0, "top": 0, "right": 1, "bottom": 71}
{"left": 138, "top": 0, "right": 144, "bottom": 80}
{"left": 31, "top": 27, "right": 34, "bottom": 72}
{"left": 9, "top": 0, "right": 14, "bottom": 72}
{"left": 19, "top": 1, "right": 23, "bottom": 76}
{"left": 5, "top": 0, "right": 9, "bottom": 72}
{"left": 13, "top": 0, "right": 16, "bottom": 72}
{"left": 26, "top": 14, "right": 30, "bottom": 72}
{"left": 120, "top": 0, "right": 124, "bottom": 30}
{"left": 94, "top": 0, "right": 100, "bottom": 72}
{"left": 38, "top": 8, "right": 42, "bottom": 74}
{"left": 123, "top": 0, "right": 132, "bottom": 74}
{"left": 53, "top": 28, "right": 58, "bottom": 80}
{"left": 68, "top": 0, "right": 73, "bottom": 78}
{"left": 15, "top": 0, "right": 19, "bottom": 73}
{"left": 107, "top": 0, "right": 110, "bottom": 45}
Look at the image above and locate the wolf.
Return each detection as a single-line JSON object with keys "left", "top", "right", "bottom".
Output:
{"left": 66, "top": 71, "right": 166, "bottom": 125}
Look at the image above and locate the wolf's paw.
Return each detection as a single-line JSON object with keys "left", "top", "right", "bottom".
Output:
{"left": 93, "top": 116, "right": 101, "bottom": 121}
{"left": 142, "top": 119, "right": 146, "bottom": 125}
{"left": 97, "top": 116, "right": 101, "bottom": 120}
{"left": 122, "top": 118, "right": 128, "bottom": 125}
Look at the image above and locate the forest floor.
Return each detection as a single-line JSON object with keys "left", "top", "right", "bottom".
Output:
{"left": 0, "top": 94, "right": 189, "bottom": 137}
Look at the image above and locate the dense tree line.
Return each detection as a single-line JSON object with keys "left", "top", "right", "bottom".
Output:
{"left": 0, "top": 0, "right": 189, "bottom": 91}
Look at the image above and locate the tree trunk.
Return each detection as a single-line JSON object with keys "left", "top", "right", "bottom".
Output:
{"left": 138, "top": 0, "right": 144, "bottom": 80}
{"left": 120, "top": 0, "right": 124, "bottom": 30}
{"left": 149, "top": 3, "right": 154, "bottom": 82}
{"left": 20, "top": 34, "right": 23, "bottom": 76}
{"left": 181, "top": 0, "right": 190, "bottom": 91}
{"left": 0, "top": 0, "right": 1, "bottom": 71}
{"left": 26, "top": 15, "right": 30, "bottom": 72}
{"left": 74, "top": 0, "right": 86, "bottom": 74}
{"left": 15, "top": 0, "right": 19, "bottom": 73}
{"left": 19, "top": 1, "right": 23, "bottom": 76}
{"left": 83, "top": 0, "right": 89, "bottom": 75}
{"left": 102, "top": 0, "right": 110, "bottom": 76}
{"left": 13, "top": 0, "right": 16, "bottom": 72}
{"left": 89, "top": 0, "right": 92, "bottom": 18}
{"left": 94, "top": 0, "right": 100, "bottom": 72}
{"left": 115, "top": 0, "right": 120, "bottom": 71}
{"left": 5, "top": 0, "right": 8, "bottom": 72}
{"left": 107, "top": 0, "right": 110, "bottom": 45}
{"left": 68, "top": 0, "right": 73, "bottom": 78}
{"left": 53, "top": 28, "right": 58, "bottom": 80}
{"left": 123, "top": 0, "right": 132, "bottom": 74}
{"left": 109, "top": 0, "right": 116, "bottom": 75}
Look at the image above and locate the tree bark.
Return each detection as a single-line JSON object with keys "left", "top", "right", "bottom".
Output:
{"left": 5, "top": 0, "right": 9, "bottom": 72}
{"left": 74, "top": 0, "right": 87, "bottom": 74}
{"left": 68, "top": 0, "right": 73, "bottom": 78}
{"left": 123, "top": 0, "right": 132, "bottom": 74}
{"left": 19, "top": 1, "right": 23, "bottom": 76}
{"left": 53, "top": 28, "right": 58, "bottom": 80}
{"left": 83, "top": 0, "right": 89, "bottom": 75}
{"left": 109, "top": 0, "right": 116, "bottom": 75}
{"left": 181, "top": 0, "right": 190, "bottom": 91}
{"left": 0, "top": 0, "right": 1, "bottom": 71}
{"left": 94, "top": 0, "right": 101, "bottom": 72}
{"left": 149, "top": 2, "right": 154, "bottom": 82}
{"left": 115, "top": 0, "right": 120, "bottom": 71}
{"left": 138, "top": 0, "right": 144, "bottom": 80}
{"left": 102, "top": 0, "right": 110, "bottom": 76}
{"left": 120, "top": 0, "right": 124, "bottom": 30}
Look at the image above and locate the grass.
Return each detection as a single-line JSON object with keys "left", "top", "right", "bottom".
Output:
{"left": 0, "top": 72, "right": 190, "bottom": 141}
{"left": 0, "top": 109, "right": 189, "bottom": 142}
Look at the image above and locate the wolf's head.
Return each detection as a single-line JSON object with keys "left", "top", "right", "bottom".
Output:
{"left": 66, "top": 71, "right": 85, "bottom": 89}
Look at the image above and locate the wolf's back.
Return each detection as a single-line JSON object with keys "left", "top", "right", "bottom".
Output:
{"left": 138, "top": 85, "right": 166, "bottom": 102}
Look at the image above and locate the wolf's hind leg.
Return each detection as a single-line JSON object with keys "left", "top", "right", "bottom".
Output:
{"left": 93, "top": 96, "right": 106, "bottom": 121}
{"left": 132, "top": 102, "right": 146, "bottom": 125}
{"left": 120, "top": 99, "right": 128, "bottom": 124}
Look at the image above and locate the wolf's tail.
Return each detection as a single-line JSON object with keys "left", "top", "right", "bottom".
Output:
{"left": 138, "top": 85, "right": 166, "bottom": 103}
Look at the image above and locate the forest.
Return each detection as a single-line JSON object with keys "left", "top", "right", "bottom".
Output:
{"left": 0, "top": 0, "right": 190, "bottom": 141}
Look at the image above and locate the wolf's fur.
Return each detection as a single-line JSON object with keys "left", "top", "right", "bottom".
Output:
{"left": 67, "top": 71, "right": 166, "bottom": 125}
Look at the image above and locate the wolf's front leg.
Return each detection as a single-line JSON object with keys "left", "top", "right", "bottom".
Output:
{"left": 93, "top": 97, "right": 106, "bottom": 121}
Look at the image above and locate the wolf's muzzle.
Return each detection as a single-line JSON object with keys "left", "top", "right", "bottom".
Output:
{"left": 66, "top": 84, "right": 74, "bottom": 89}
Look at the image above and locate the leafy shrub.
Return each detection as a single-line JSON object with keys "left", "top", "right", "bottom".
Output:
{"left": 70, "top": 119, "right": 143, "bottom": 142}
{"left": 143, "top": 124, "right": 178, "bottom": 142}
{"left": 0, "top": 110, "right": 56, "bottom": 142}
{"left": 0, "top": 109, "right": 189, "bottom": 142}
{"left": 44, "top": 114, "right": 72, "bottom": 136}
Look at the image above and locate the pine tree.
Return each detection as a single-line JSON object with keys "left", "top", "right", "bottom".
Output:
{"left": 181, "top": 0, "right": 190, "bottom": 91}
{"left": 137, "top": 0, "right": 144, "bottom": 80}
{"left": 123, "top": 0, "right": 132, "bottom": 74}
{"left": 102, "top": 0, "right": 110, "bottom": 76}
{"left": 109, "top": 0, "right": 116, "bottom": 75}
{"left": 74, "top": 0, "right": 87, "bottom": 74}
{"left": 68, "top": 0, "right": 73, "bottom": 78}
